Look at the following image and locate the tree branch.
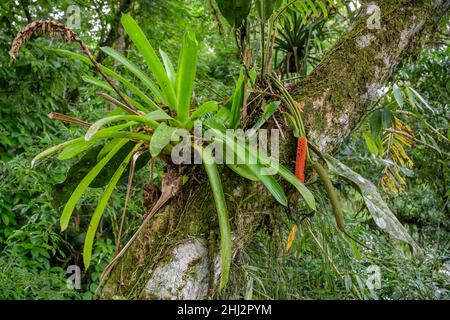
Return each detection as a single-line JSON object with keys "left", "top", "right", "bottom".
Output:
{"left": 96, "top": 0, "right": 133, "bottom": 62}
{"left": 293, "top": 0, "right": 450, "bottom": 153}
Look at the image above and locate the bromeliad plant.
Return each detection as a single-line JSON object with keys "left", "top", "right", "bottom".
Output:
{"left": 10, "top": 14, "right": 315, "bottom": 289}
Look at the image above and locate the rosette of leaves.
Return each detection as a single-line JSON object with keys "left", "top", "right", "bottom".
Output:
{"left": 23, "top": 15, "right": 315, "bottom": 289}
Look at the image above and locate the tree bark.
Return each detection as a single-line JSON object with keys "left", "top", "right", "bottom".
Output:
{"left": 98, "top": 0, "right": 449, "bottom": 299}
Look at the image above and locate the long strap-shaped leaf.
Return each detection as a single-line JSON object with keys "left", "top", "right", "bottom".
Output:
{"left": 175, "top": 31, "right": 198, "bottom": 123}
{"left": 229, "top": 70, "right": 245, "bottom": 129}
{"left": 211, "top": 128, "right": 316, "bottom": 210}
{"left": 100, "top": 47, "right": 165, "bottom": 103}
{"left": 226, "top": 164, "right": 258, "bottom": 181}
{"left": 83, "top": 142, "right": 143, "bottom": 268}
{"left": 57, "top": 140, "right": 96, "bottom": 161}
{"left": 85, "top": 115, "right": 160, "bottom": 141}
{"left": 205, "top": 128, "right": 287, "bottom": 205}
{"left": 60, "top": 139, "right": 129, "bottom": 231}
{"left": 121, "top": 14, "right": 177, "bottom": 109}
{"left": 31, "top": 124, "right": 148, "bottom": 167}
{"left": 159, "top": 48, "right": 176, "bottom": 87}
{"left": 57, "top": 49, "right": 158, "bottom": 112}
{"left": 229, "top": 139, "right": 288, "bottom": 206}
{"left": 82, "top": 75, "right": 152, "bottom": 113}
{"left": 197, "top": 145, "right": 232, "bottom": 290}
{"left": 32, "top": 138, "right": 84, "bottom": 168}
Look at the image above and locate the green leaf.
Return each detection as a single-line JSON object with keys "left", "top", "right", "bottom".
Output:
{"left": 276, "top": 164, "right": 316, "bottom": 211}
{"left": 283, "top": 112, "right": 300, "bottom": 137}
{"left": 31, "top": 123, "right": 143, "bottom": 167}
{"left": 229, "top": 71, "right": 245, "bottom": 129}
{"left": 175, "top": 31, "right": 198, "bottom": 123}
{"left": 198, "top": 146, "right": 232, "bottom": 290}
{"left": 145, "top": 109, "right": 175, "bottom": 122}
{"left": 255, "top": 0, "right": 277, "bottom": 22}
{"left": 204, "top": 117, "right": 227, "bottom": 133}
{"left": 60, "top": 139, "right": 129, "bottom": 231}
{"left": 316, "top": 0, "right": 329, "bottom": 18}
{"left": 306, "top": 0, "right": 320, "bottom": 17}
{"left": 210, "top": 107, "right": 231, "bottom": 128}
{"left": 121, "top": 14, "right": 177, "bottom": 109}
{"left": 97, "top": 139, "right": 122, "bottom": 161}
{"left": 85, "top": 114, "right": 159, "bottom": 141}
{"left": 229, "top": 139, "right": 288, "bottom": 206}
{"left": 100, "top": 47, "right": 165, "bottom": 103}
{"left": 392, "top": 84, "right": 404, "bottom": 108}
{"left": 1, "top": 214, "right": 10, "bottom": 226}
{"left": 363, "top": 131, "right": 379, "bottom": 155}
{"left": 52, "top": 142, "right": 150, "bottom": 212}
{"left": 370, "top": 110, "right": 382, "bottom": 140}
{"left": 424, "top": 133, "right": 442, "bottom": 154}
{"left": 252, "top": 101, "right": 281, "bottom": 131}
{"left": 189, "top": 101, "right": 218, "bottom": 122}
{"left": 32, "top": 138, "right": 84, "bottom": 167}
{"left": 159, "top": 49, "right": 176, "bottom": 87}
{"left": 226, "top": 164, "right": 259, "bottom": 181}
{"left": 216, "top": 0, "right": 252, "bottom": 27}
{"left": 247, "top": 164, "right": 288, "bottom": 206}
{"left": 381, "top": 106, "right": 392, "bottom": 128}
{"left": 405, "top": 86, "right": 419, "bottom": 110}
{"left": 57, "top": 49, "right": 158, "bottom": 112}
{"left": 212, "top": 129, "right": 314, "bottom": 209}
{"left": 82, "top": 75, "right": 150, "bottom": 113}
{"left": 409, "top": 87, "right": 435, "bottom": 114}
{"left": 58, "top": 140, "right": 96, "bottom": 160}
{"left": 150, "top": 124, "right": 177, "bottom": 157}
{"left": 83, "top": 143, "right": 142, "bottom": 268}
{"left": 297, "top": 1, "right": 311, "bottom": 23}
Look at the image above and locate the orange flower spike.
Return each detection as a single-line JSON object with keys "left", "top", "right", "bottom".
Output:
{"left": 295, "top": 136, "right": 308, "bottom": 183}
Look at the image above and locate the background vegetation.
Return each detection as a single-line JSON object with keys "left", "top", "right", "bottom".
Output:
{"left": 0, "top": 0, "right": 448, "bottom": 299}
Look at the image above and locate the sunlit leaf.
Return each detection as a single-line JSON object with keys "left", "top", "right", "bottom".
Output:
{"left": 175, "top": 31, "right": 198, "bottom": 123}
{"left": 226, "top": 164, "right": 258, "bottom": 181}
{"left": 159, "top": 48, "right": 176, "bottom": 87}
{"left": 121, "top": 14, "right": 177, "bottom": 109}
{"left": 363, "top": 131, "right": 379, "bottom": 155}
{"left": 189, "top": 101, "right": 218, "bottom": 122}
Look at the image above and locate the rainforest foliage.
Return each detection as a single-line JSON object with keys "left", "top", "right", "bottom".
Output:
{"left": 0, "top": 0, "right": 448, "bottom": 299}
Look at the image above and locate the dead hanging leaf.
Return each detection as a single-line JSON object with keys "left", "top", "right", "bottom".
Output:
{"left": 9, "top": 20, "right": 81, "bottom": 63}
{"left": 10, "top": 20, "right": 139, "bottom": 115}
{"left": 285, "top": 224, "right": 298, "bottom": 252}
{"left": 323, "top": 154, "right": 423, "bottom": 258}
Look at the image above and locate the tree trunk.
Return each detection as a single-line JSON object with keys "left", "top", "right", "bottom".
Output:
{"left": 96, "top": 0, "right": 133, "bottom": 63}
{"left": 98, "top": 0, "right": 449, "bottom": 299}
